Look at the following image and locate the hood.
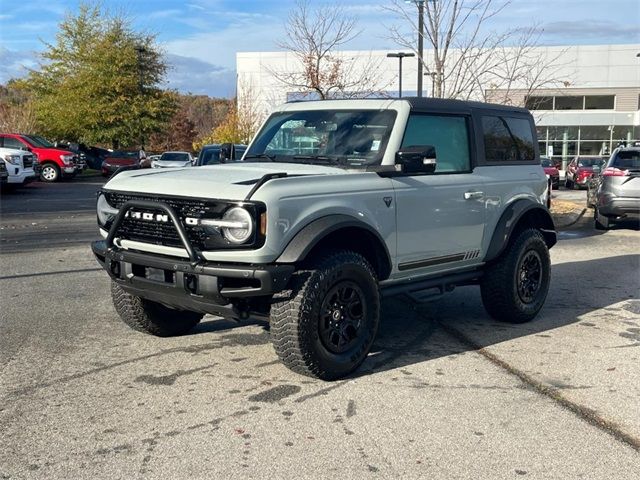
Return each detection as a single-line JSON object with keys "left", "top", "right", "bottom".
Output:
{"left": 33, "top": 147, "right": 74, "bottom": 156}
{"left": 104, "top": 162, "right": 347, "bottom": 200}
{"left": 153, "top": 160, "right": 191, "bottom": 168}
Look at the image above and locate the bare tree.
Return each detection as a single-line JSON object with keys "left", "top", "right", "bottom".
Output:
{"left": 272, "top": 0, "right": 390, "bottom": 100}
{"left": 0, "top": 99, "right": 38, "bottom": 133}
{"left": 385, "top": 0, "right": 568, "bottom": 104}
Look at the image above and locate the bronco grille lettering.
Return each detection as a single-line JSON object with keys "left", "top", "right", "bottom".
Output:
{"left": 125, "top": 210, "right": 170, "bottom": 223}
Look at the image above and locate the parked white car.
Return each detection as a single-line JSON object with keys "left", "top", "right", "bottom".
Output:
{"left": 151, "top": 151, "right": 194, "bottom": 169}
{"left": 0, "top": 147, "right": 37, "bottom": 186}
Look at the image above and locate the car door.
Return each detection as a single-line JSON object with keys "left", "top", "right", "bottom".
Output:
{"left": 391, "top": 113, "right": 486, "bottom": 278}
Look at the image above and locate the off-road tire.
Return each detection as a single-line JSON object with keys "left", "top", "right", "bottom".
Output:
{"left": 480, "top": 228, "right": 550, "bottom": 323}
{"left": 111, "top": 282, "right": 203, "bottom": 336}
{"left": 594, "top": 207, "right": 611, "bottom": 230}
{"left": 40, "top": 163, "right": 60, "bottom": 182}
{"left": 270, "top": 251, "right": 380, "bottom": 380}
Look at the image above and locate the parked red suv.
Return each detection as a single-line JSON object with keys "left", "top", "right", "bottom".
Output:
{"left": 565, "top": 156, "right": 606, "bottom": 190}
{"left": 0, "top": 133, "right": 81, "bottom": 182}
{"left": 541, "top": 157, "right": 560, "bottom": 189}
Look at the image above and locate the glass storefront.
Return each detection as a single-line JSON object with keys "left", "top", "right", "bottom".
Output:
{"left": 537, "top": 125, "right": 639, "bottom": 168}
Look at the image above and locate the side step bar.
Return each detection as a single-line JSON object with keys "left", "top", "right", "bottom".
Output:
{"left": 380, "top": 270, "right": 482, "bottom": 301}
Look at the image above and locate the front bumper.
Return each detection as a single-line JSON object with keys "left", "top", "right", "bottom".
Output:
{"left": 91, "top": 240, "right": 293, "bottom": 317}
{"left": 7, "top": 169, "right": 37, "bottom": 184}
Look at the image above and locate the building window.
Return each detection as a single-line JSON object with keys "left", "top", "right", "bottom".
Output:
{"left": 525, "top": 96, "right": 553, "bottom": 110}
{"left": 584, "top": 95, "right": 615, "bottom": 110}
{"left": 526, "top": 95, "right": 617, "bottom": 111}
{"left": 579, "top": 141, "right": 608, "bottom": 156}
{"left": 580, "top": 125, "right": 610, "bottom": 140}
{"left": 548, "top": 126, "right": 578, "bottom": 141}
{"left": 555, "top": 96, "right": 584, "bottom": 110}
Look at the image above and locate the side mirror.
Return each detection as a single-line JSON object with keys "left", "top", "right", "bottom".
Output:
{"left": 395, "top": 146, "right": 437, "bottom": 174}
{"left": 220, "top": 143, "right": 234, "bottom": 162}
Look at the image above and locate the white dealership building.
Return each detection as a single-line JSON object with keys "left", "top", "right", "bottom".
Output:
{"left": 237, "top": 43, "right": 640, "bottom": 167}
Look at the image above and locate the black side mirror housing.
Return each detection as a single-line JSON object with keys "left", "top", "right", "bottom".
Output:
{"left": 396, "top": 146, "right": 437, "bottom": 174}
{"left": 220, "top": 143, "right": 234, "bottom": 162}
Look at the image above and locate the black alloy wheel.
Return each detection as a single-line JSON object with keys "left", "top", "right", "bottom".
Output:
{"left": 319, "top": 281, "right": 366, "bottom": 354}
{"left": 516, "top": 250, "right": 542, "bottom": 304}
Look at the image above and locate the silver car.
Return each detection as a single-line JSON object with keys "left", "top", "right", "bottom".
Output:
{"left": 588, "top": 145, "right": 640, "bottom": 230}
{"left": 152, "top": 151, "right": 194, "bottom": 168}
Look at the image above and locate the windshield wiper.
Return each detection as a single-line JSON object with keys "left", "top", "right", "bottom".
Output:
{"left": 243, "top": 153, "right": 276, "bottom": 162}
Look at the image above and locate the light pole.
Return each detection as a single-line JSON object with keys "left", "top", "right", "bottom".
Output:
{"left": 406, "top": 0, "right": 426, "bottom": 97}
{"left": 387, "top": 52, "right": 415, "bottom": 98}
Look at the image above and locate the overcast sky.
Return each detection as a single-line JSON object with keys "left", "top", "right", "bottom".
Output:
{"left": 1, "top": 0, "right": 638, "bottom": 97}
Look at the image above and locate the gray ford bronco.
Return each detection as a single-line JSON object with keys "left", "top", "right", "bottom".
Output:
{"left": 92, "top": 98, "right": 556, "bottom": 380}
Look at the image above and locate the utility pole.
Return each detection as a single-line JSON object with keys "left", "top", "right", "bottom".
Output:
{"left": 387, "top": 52, "right": 415, "bottom": 97}
{"left": 417, "top": 0, "right": 424, "bottom": 97}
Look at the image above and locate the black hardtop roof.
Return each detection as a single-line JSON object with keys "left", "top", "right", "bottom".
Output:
{"left": 403, "top": 96, "right": 530, "bottom": 114}
{"left": 285, "top": 97, "right": 530, "bottom": 115}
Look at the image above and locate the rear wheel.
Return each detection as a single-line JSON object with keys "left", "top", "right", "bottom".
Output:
{"left": 111, "top": 282, "right": 203, "bottom": 336}
{"left": 40, "top": 163, "right": 60, "bottom": 182}
{"left": 480, "top": 228, "right": 550, "bottom": 323}
{"left": 270, "top": 251, "right": 379, "bottom": 380}
{"left": 594, "top": 207, "right": 612, "bottom": 230}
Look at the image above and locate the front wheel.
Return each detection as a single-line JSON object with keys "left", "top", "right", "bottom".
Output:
{"left": 111, "top": 282, "right": 203, "bottom": 336}
{"left": 270, "top": 251, "right": 380, "bottom": 380}
{"left": 480, "top": 229, "right": 550, "bottom": 323}
{"left": 40, "top": 163, "right": 60, "bottom": 182}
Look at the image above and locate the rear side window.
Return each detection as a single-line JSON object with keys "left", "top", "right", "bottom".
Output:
{"left": 2, "top": 136, "right": 27, "bottom": 150}
{"left": 482, "top": 115, "right": 535, "bottom": 163}
{"left": 401, "top": 114, "right": 471, "bottom": 173}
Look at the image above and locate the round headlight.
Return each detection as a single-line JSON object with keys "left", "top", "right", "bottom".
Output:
{"left": 221, "top": 207, "right": 253, "bottom": 244}
{"left": 97, "top": 193, "right": 118, "bottom": 226}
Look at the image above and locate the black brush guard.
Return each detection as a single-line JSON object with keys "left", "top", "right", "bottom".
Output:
{"left": 92, "top": 200, "right": 293, "bottom": 317}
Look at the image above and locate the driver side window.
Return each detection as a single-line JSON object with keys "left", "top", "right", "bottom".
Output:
{"left": 401, "top": 114, "right": 471, "bottom": 173}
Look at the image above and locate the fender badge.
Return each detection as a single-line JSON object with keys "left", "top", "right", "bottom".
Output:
{"left": 383, "top": 196, "right": 393, "bottom": 208}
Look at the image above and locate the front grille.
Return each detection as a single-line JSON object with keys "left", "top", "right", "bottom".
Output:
{"left": 103, "top": 191, "right": 264, "bottom": 251}
{"left": 22, "top": 155, "right": 34, "bottom": 168}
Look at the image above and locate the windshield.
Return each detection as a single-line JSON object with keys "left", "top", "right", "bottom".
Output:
{"left": 577, "top": 157, "right": 604, "bottom": 167}
{"left": 200, "top": 149, "right": 220, "bottom": 165}
{"left": 246, "top": 109, "right": 397, "bottom": 167}
{"left": 110, "top": 151, "right": 139, "bottom": 158}
{"left": 25, "top": 135, "right": 55, "bottom": 148}
{"left": 161, "top": 152, "right": 189, "bottom": 162}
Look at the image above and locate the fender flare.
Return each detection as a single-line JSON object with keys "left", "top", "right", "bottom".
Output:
{"left": 276, "top": 214, "right": 392, "bottom": 271}
{"left": 485, "top": 200, "right": 556, "bottom": 263}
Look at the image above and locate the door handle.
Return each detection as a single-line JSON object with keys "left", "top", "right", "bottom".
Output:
{"left": 464, "top": 191, "right": 484, "bottom": 200}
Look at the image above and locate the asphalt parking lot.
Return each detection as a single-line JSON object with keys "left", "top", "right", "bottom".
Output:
{"left": 1, "top": 180, "right": 639, "bottom": 479}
